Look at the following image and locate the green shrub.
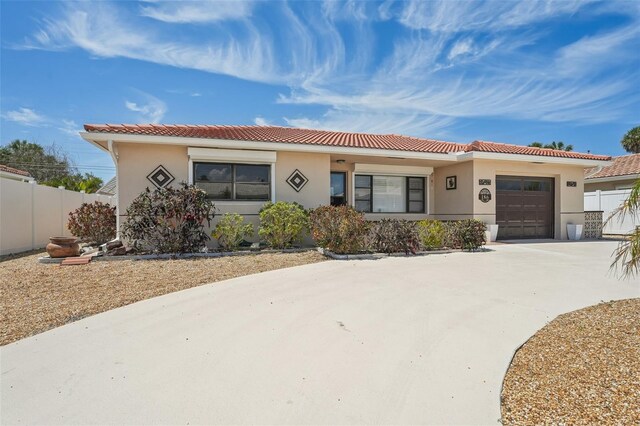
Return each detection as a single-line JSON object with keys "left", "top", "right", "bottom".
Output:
{"left": 444, "top": 219, "right": 486, "bottom": 251}
{"left": 258, "top": 201, "right": 308, "bottom": 249}
{"left": 67, "top": 201, "right": 116, "bottom": 244}
{"left": 309, "top": 205, "right": 369, "bottom": 254}
{"left": 212, "top": 213, "right": 254, "bottom": 251}
{"left": 417, "top": 219, "right": 445, "bottom": 250}
{"left": 369, "top": 219, "right": 420, "bottom": 254}
{"left": 122, "top": 183, "right": 216, "bottom": 254}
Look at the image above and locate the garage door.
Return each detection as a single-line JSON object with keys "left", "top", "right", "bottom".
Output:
{"left": 496, "top": 176, "right": 554, "bottom": 239}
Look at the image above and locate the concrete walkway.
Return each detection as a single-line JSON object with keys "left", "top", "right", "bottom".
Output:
{"left": 1, "top": 241, "right": 638, "bottom": 425}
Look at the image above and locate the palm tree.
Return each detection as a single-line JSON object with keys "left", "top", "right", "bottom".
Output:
{"left": 528, "top": 141, "right": 573, "bottom": 151}
{"left": 621, "top": 126, "right": 640, "bottom": 153}
{"left": 607, "top": 178, "right": 640, "bottom": 278}
{"left": 545, "top": 141, "right": 573, "bottom": 151}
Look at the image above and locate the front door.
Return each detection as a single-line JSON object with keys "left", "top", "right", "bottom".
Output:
{"left": 330, "top": 172, "right": 346, "bottom": 206}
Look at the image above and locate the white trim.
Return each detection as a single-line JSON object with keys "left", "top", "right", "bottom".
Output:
{"left": 354, "top": 163, "right": 433, "bottom": 176}
{"left": 188, "top": 147, "right": 276, "bottom": 163}
{"left": 456, "top": 151, "right": 611, "bottom": 167}
{"left": 81, "top": 131, "right": 612, "bottom": 166}
{"left": 107, "top": 140, "right": 120, "bottom": 239}
{"left": 585, "top": 174, "right": 640, "bottom": 184}
{"left": 81, "top": 132, "right": 458, "bottom": 162}
{"left": 187, "top": 148, "right": 276, "bottom": 202}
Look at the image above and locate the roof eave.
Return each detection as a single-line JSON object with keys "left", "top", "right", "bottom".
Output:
{"left": 455, "top": 151, "right": 611, "bottom": 167}
{"left": 80, "top": 132, "right": 461, "bottom": 162}
{"left": 585, "top": 174, "right": 640, "bottom": 184}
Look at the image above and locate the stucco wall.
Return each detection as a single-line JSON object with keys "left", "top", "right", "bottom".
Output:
{"left": 471, "top": 159, "right": 585, "bottom": 239}
{"left": 275, "top": 151, "right": 331, "bottom": 209}
{"left": 432, "top": 161, "right": 474, "bottom": 220}
{"left": 116, "top": 143, "right": 189, "bottom": 218}
{"left": 584, "top": 178, "right": 638, "bottom": 192}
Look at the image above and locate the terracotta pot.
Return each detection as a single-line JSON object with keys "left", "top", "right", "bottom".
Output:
{"left": 46, "top": 237, "right": 80, "bottom": 258}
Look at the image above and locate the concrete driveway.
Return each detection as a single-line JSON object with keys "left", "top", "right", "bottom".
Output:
{"left": 1, "top": 241, "right": 638, "bottom": 425}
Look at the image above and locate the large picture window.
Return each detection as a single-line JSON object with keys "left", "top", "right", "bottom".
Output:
{"left": 194, "top": 162, "right": 270, "bottom": 201}
{"left": 354, "top": 175, "right": 424, "bottom": 213}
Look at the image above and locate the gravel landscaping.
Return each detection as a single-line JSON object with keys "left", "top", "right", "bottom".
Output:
{"left": 501, "top": 298, "right": 640, "bottom": 425}
{"left": 0, "top": 250, "right": 326, "bottom": 346}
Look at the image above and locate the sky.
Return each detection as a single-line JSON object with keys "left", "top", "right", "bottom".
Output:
{"left": 1, "top": 0, "right": 639, "bottom": 181}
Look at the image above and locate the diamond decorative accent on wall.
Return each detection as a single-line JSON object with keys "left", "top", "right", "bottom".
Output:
{"left": 147, "top": 165, "right": 175, "bottom": 189}
{"left": 286, "top": 169, "right": 308, "bottom": 192}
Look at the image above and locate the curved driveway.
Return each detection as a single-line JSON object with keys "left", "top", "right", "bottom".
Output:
{"left": 2, "top": 241, "right": 639, "bottom": 425}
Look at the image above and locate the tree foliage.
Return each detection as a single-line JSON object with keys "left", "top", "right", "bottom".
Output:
{"left": 528, "top": 141, "right": 573, "bottom": 151}
{"left": 620, "top": 126, "right": 640, "bottom": 154}
{"left": 122, "top": 184, "right": 216, "bottom": 254}
{"left": 0, "top": 139, "right": 103, "bottom": 192}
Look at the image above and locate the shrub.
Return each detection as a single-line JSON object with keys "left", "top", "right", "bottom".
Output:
{"left": 121, "top": 183, "right": 216, "bottom": 254}
{"left": 212, "top": 213, "right": 254, "bottom": 251}
{"left": 67, "top": 201, "right": 116, "bottom": 244}
{"left": 417, "top": 219, "right": 445, "bottom": 250}
{"left": 258, "top": 201, "right": 308, "bottom": 249}
{"left": 444, "top": 219, "right": 486, "bottom": 251}
{"left": 369, "top": 219, "right": 420, "bottom": 254}
{"left": 309, "top": 205, "right": 369, "bottom": 254}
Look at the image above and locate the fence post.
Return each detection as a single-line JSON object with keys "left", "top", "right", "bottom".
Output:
{"left": 58, "top": 186, "right": 65, "bottom": 236}
{"left": 30, "top": 181, "right": 36, "bottom": 250}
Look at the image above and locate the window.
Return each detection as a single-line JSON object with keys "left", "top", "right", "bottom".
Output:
{"left": 194, "top": 162, "right": 270, "bottom": 201}
{"left": 330, "top": 172, "right": 347, "bottom": 206}
{"left": 354, "top": 175, "right": 425, "bottom": 213}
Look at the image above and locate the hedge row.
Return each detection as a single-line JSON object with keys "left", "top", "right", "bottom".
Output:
{"left": 76, "top": 185, "right": 487, "bottom": 254}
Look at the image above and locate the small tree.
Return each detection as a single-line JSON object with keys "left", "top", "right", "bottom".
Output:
{"left": 607, "top": 179, "right": 640, "bottom": 278}
{"left": 67, "top": 202, "right": 116, "bottom": 244}
{"left": 122, "top": 183, "right": 216, "bottom": 254}
{"left": 258, "top": 202, "right": 308, "bottom": 249}
{"left": 621, "top": 126, "right": 640, "bottom": 154}
{"left": 212, "top": 213, "right": 254, "bottom": 251}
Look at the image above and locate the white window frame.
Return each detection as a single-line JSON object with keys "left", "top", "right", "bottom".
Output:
{"left": 188, "top": 147, "right": 276, "bottom": 202}
{"left": 351, "top": 163, "right": 432, "bottom": 214}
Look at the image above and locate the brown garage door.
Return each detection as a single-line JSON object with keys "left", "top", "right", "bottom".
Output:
{"left": 496, "top": 176, "right": 554, "bottom": 239}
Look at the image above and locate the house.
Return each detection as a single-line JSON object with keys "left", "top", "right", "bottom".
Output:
{"left": 0, "top": 164, "right": 35, "bottom": 183}
{"left": 584, "top": 153, "right": 640, "bottom": 191}
{"left": 81, "top": 124, "right": 611, "bottom": 241}
{"left": 96, "top": 176, "right": 117, "bottom": 196}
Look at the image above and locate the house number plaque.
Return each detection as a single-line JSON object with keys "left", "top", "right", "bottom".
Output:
{"left": 479, "top": 179, "right": 492, "bottom": 186}
{"left": 478, "top": 188, "right": 492, "bottom": 203}
{"left": 566, "top": 181, "right": 577, "bottom": 187}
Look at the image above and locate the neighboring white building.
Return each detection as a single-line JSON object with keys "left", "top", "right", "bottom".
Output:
{"left": 585, "top": 153, "right": 640, "bottom": 191}
{"left": 0, "top": 164, "right": 35, "bottom": 183}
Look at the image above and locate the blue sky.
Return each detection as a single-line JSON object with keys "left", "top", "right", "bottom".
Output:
{"left": 1, "top": 0, "right": 639, "bottom": 181}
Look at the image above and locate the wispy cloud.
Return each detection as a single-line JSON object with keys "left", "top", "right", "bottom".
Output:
{"left": 139, "top": 0, "right": 254, "bottom": 24}
{"left": 18, "top": 0, "right": 640, "bottom": 137}
{"left": 58, "top": 119, "right": 80, "bottom": 136}
{"left": 1, "top": 107, "right": 49, "bottom": 126}
{"left": 254, "top": 116, "right": 271, "bottom": 126}
{"left": 125, "top": 91, "right": 167, "bottom": 123}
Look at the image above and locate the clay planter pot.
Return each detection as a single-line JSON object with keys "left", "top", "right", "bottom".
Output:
{"left": 46, "top": 237, "right": 80, "bottom": 258}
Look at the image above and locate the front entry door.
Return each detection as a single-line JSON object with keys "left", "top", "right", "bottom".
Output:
{"left": 330, "top": 172, "right": 346, "bottom": 206}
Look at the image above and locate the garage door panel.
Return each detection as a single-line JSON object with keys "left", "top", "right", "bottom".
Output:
{"left": 496, "top": 176, "right": 554, "bottom": 240}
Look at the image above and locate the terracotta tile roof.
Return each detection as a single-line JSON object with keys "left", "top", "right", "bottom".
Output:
{"left": 83, "top": 124, "right": 610, "bottom": 161}
{"left": 585, "top": 153, "right": 640, "bottom": 180}
{"left": 0, "top": 164, "right": 32, "bottom": 177}
{"left": 466, "top": 140, "right": 611, "bottom": 161}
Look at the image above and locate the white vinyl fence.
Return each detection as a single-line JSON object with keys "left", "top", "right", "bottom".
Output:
{"left": 584, "top": 189, "right": 639, "bottom": 235}
{"left": 0, "top": 178, "right": 115, "bottom": 255}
